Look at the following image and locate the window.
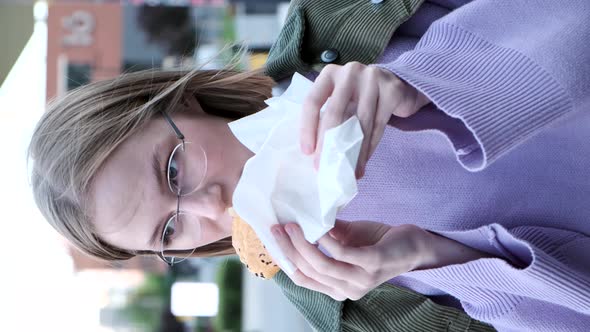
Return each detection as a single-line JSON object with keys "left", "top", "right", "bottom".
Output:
{"left": 66, "top": 63, "right": 92, "bottom": 91}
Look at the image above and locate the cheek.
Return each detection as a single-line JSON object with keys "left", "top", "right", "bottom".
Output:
{"left": 204, "top": 146, "right": 226, "bottom": 174}
{"left": 202, "top": 150, "right": 235, "bottom": 198}
{"left": 199, "top": 216, "right": 232, "bottom": 245}
{"left": 219, "top": 213, "right": 233, "bottom": 235}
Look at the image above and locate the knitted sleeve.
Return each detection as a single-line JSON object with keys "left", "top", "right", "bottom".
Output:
{"left": 399, "top": 224, "right": 590, "bottom": 331}
{"left": 377, "top": 0, "right": 590, "bottom": 171}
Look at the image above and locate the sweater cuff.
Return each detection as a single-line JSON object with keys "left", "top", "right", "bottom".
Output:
{"left": 409, "top": 224, "right": 590, "bottom": 321}
{"left": 377, "top": 22, "right": 572, "bottom": 171}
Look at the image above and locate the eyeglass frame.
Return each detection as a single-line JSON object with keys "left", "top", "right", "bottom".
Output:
{"left": 156, "top": 111, "right": 192, "bottom": 266}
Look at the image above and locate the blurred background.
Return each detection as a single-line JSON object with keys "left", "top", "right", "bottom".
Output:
{"left": 0, "top": 0, "right": 312, "bottom": 331}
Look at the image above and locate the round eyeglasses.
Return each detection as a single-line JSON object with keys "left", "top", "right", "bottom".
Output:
{"left": 158, "top": 112, "right": 208, "bottom": 266}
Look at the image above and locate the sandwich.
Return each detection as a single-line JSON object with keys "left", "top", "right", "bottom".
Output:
{"left": 229, "top": 208, "right": 281, "bottom": 280}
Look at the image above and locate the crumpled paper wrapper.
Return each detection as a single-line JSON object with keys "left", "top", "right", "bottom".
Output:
{"left": 229, "top": 73, "right": 363, "bottom": 275}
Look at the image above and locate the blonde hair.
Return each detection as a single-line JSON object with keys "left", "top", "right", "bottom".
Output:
{"left": 29, "top": 68, "right": 274, "bottom": 261}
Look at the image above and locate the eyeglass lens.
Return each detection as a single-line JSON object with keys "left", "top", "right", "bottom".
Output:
{"left": 160, "top": 141, "right": 207, "bottom": 265}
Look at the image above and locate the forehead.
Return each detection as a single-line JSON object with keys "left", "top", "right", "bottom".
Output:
{"left": 90, "top": 118, "right": 166, "bottom": 248}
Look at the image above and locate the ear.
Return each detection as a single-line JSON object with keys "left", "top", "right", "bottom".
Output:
{"left": 181, "top": 92, "right": 206, "bottom": 115}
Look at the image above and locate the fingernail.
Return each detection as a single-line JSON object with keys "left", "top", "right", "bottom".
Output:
{"left": 285, "top": 224, "right": 296, "bottom": 236}
{"left": 355, "top": 166, "right": 365, "bottom": 179}
{"left": 302, "top": 142, "right": 312, "bottom": 155}
{"left": 272, "top": 225, "right": 284, "bottom": 239}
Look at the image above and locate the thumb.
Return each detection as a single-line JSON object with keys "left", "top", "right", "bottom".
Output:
{"left": 329, "top": 220, "right": 352, "bottom": 241}
{"left": 329, "top": 220, "right": 389, "bottom": 247}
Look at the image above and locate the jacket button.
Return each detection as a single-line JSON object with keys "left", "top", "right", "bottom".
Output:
{"left": 371, "top": 0, "right": 384, "bottom": 3}
{"left": 320, "top": 49, "right": 339, "bottom": 63}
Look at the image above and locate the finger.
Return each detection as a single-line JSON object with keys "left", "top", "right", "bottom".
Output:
{"left": 272, "top": 224, "right": 351, "bottom": 292}
{"left": 287, "top": 223, "right": 373, "bottom": 292}
{"left": 318, "top": 231, "right": 375, "bottom": 268}
{"left": 354, "top": 72, "right": 379, "bottom": 179}
{"left": 328, "top": 219, "right": 354, "bottom": 243}
{"left": 390, "top": 79, "right": 417, "bottom": 118}
{"left": 288, "top": 269, "right": 347, "bottom": 301}
{"left": 284, "top": 223, "right": 360, "bottom": 281}
{"left": 366, "top": 84, "right": 395, "bottom": 158}
{"left": 313, "top": 81, "right": 354, "bottom": 169}
{"left": 301, "top": 68, "right": 336, "bottom": 155}
{"left": 317, "top": 232, "right": 381, "bottom": 290}
{"left": 329, "top": 219, "right": 387, "bottom": 247}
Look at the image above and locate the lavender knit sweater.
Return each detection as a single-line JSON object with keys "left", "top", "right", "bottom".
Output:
{"left": 335, "top": 0, "right": 590, "bottom": 331}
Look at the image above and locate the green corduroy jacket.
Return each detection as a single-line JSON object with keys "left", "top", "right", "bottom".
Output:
{"left": 264, "top": 0, "right": 424, "bottom": 81}
{"left": 274, "top": 271, "right": 495, "bottom": 332}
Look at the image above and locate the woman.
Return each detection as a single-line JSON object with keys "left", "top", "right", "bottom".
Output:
{"left": 29, "top": 0, "right": 589, "bottom": 331}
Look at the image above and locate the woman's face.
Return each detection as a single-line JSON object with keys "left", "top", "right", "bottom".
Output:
{"left": 91, "top": 104, "right": 253, "bottom": 255}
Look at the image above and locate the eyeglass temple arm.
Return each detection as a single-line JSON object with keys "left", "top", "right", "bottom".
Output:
{"left": 161, "top": 111, "right": 185, "bottom": 140}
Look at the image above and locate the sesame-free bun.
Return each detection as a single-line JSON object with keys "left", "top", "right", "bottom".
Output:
{"left": 230, "top": 208, "right": 281, "bottom": 280}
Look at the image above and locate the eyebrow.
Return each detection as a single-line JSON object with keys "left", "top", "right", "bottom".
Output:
{"left": 149, "top": 148, "right": 167, "bottom": 250}
{"left": 148, "top": 217, "right": 162, "bottom": 251}
{"left": 152, "top": 147, "right": 166, "bottom": 192}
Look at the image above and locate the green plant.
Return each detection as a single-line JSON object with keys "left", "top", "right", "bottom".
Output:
{"left": 222, "top": 7, "right": 236, "bottom": 44}
{"left": 213, "top": 258, "right": 243, "bottom": 332}
{"left": 122, "top": 273, "right": 168, "bottom": 332}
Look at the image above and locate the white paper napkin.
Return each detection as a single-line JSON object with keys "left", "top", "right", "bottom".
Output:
{"left": 229, "top": 73, "right": 363, "bottom": 275}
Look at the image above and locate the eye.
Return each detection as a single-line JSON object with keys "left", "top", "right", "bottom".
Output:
{"left": 168, "top": 157, "right": 179, "bottom": 188}
{"left": 162, "top": 219, "right": 176, "bottom": 247}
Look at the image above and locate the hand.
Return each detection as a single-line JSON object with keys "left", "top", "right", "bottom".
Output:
{"left": 271, "top": 220, "right": 430, "bottom": 301}
{"left": 301, "top": 62, "right": 430, "bottom": 178}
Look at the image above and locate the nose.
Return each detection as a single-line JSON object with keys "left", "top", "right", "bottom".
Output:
{"left": 181, "top": 183, "right": 227, "bottom": 220}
